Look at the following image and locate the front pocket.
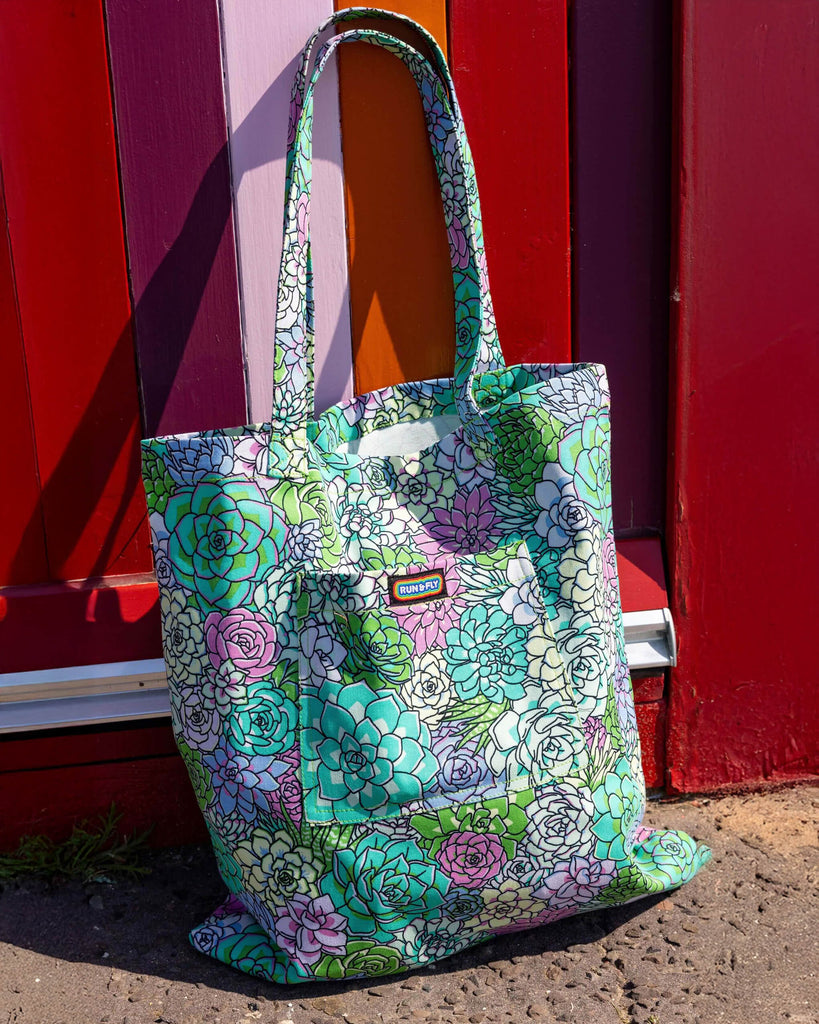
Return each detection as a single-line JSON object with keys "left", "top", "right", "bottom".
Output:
{"left": 297, "top": 541, "right": 586, "bottom": 825}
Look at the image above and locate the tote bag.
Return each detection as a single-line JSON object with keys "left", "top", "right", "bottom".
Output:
{"left": 141, "top": 7, "right": 710, "bottom": 984}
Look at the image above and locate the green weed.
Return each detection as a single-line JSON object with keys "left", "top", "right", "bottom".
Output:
{"left": 0, "top": 804, "right": 152, "bottom": 883}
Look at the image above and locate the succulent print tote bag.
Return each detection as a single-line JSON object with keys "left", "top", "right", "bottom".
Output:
{"left": 141, "top": 8, "right": 710, "bottom": 984}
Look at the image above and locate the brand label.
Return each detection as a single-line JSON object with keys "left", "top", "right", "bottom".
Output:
{"left": 387, "top": 569, "right": 447, "bottom": 606}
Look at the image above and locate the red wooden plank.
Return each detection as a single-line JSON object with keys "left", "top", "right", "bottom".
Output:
{"left": 616, "top": 536, "right": 668, "bottom": 613}
{"left": 570, "top": 1, "right": 673, "bottom": 533}
{"left": 636, "top": 700, "right": 666, "bottom": 790}
{"left": 0, "top": 172, "right": 48, "bottom": 587}
{"left": 668, "top": 1, "right": 819, "bottom": 792}
{"left": 450, "top": 0, "right": 571, "bottom": 365}
{"left": 632, "top": 673, "right": 665, "bottom": 705}
{"left": 0, "top": 575, "right": 161, "bottom": 674}
{"left": 0, "top": 756, "right": 207, "bottom": 850}
{"left": 105, "top": 0, "right": 246, "bottom": 436}
{"left": 0, "top": 1, "right": 151, "bottom": 583}
{"left": 0, "top": 721, "right": 177, "bottom": 775}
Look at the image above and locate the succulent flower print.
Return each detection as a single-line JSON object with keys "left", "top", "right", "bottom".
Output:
{"left": 235, "top": 827, "right": 324, "bottom": 907}
{"left": 202, "top": 738, "right": 288, "bottom": 822}
{"left": 435, "top": 830, "right": 507, "bottom": 887}
{"left": 420, "top": 484, "right": 500, "bottom": 555}
{"left": 273, "top": 894, "right": 347, "bottom": 968}
{"left": 165, "top": 435, "right": 234, "bottom": 485}
{"left": 558, "top": 530, "right": 604, "bottom": 615}
{"left": 534, "top": 466, "right": 595, "bottom": 548}
{"left": 493, "top": 404, "right": 562, "bottom": 495}
{"left": 591, "top": 757, "right": 645, "bottom": 862}
{"left": 174, "top": 685, "right": 221, "bottom": 752}
{"left": 321, "top": 833, "right": 450, "bottom": 939}
{"left": 399, "top": 916, "right": 475, "bottom": 964}
{"left": 302, "top": 680, "right": 439, "bottom": 822}
{"left": 204, "top": 608, "right": 279, "bottom": 681}
{"left": 521, "top": 782, "right": 596, "bottom": 865}
{"left": 390, "top": 567, "right": 465, "bottom": 654}
{"left": 142, "top": 447, "right": 175, "bottom": 515}
{"left": 338, "top": 609, "right": 414, "bottom": 690}
{"left": 160, "top": 590, "right": 204, "bottom": 685}
{"left": 165, "top": 480, "right": 286, "bottom": 609}
{"left": 434, "top": 431, "right": 495, "bottom": 488}
{"left": 314, "top": 939, "right": 402, "bottom": 980}
{"left": 399, "top": 651, "right": 455, "bottom": 729}
{"left": 445, "top": 605, "right": 529, "bottom": 703}
{"left": 428, "top": 729, "right": 491, "bottom": 801}
{"left": 558, "top": 409, "right": 612, "bottom": 527}
{"left": 141, "top": 21, "right": 709, "bottom": 984}
{"left": 532, "top": 855, "right": 617, "bottom": 908}
{"left": 225, "top": 672, "right": 298, "bottom": 758}
{"left": 395, "top": 454, "right": 457, "bottom": 514}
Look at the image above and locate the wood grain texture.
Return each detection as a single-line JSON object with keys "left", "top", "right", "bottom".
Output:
{"left": 334, "top": 0, "right": 455, "bottom": 393}
{"left": 450, "top": 0, "right": 571, "bottom": 365}
{"left": 668, "top": 1, "right": 819, "bottom": 792}
{"left": 636, "top": 700, "right": 666, "bottom": 789}
{"left": 0, "top": 172, "right": 48, "bottom": 586}
{"left": 0, "top": 1, "right": 150, "bottom": 584}
{"left": 570, "top": 1, "right": 673, "bottom": 533}
{"left": 105, "top": 0, "right": 246, "bottom": 436}
{"left": 0, "top": 755, "right": 207, "bottom": 850}
{"left": 0, "top": 575, "right": 161, "bottom": 674}
{"left": 221, "top": 1, "right": 353, "bottom": 422}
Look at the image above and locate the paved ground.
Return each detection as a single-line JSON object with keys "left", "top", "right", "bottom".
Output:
{"left": 1, "top": 785, "right": 817, "bottom": 1024}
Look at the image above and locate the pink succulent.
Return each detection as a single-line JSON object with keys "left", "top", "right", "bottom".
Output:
{"left": 436, "top": 831, "right": 507, "bottom": 888}
{"left": 274, "top": 894, "right": 347, "bottom": 967}
{"left": 205, "top": 608, "right": 279, "bottom": 681}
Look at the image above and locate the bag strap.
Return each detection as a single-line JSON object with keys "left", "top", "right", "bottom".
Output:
{"left": 269, "top": 27, "right": 503, "bottom": 477}
{"left": 283, "top": 6, "right": 501, "bottom": 370}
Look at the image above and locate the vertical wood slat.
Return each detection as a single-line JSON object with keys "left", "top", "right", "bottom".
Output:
{"left": 105, "top": 0, "right": 246, "bottom": 437}
{"left": 334, "top": 0, "right": 455, "bottom": 394}
{"left": 0, "top": 1, "right": 150, "bottom": 583}
{"left": 668, "top": 0, "right": 819, "bottom": 791}
{"left": 0, "top": 173, "right": 48, "bottom": 587}
{"left": 450, "top": 0, "right": 572, "bottom": 366}
{"left": 570, "top": 2, "right": 673, "bottom": 533}
{"left": 220, "top": 1, "right": 353, "bottom": 423}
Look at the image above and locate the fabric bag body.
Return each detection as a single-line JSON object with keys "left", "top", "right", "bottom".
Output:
{"left": 141, "top": 8, "right": 709, "bottom": 984}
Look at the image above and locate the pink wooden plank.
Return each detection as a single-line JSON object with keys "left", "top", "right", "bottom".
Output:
{"left": 220, "top": 1, "right": 352, "bottom": 422}
{"left": 105, "top": 0, "right": 247, "bottom": 436}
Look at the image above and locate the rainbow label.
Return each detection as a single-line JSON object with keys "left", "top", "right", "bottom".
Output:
{"left": 387, "top": 569, "right": 447, "bottom": 607}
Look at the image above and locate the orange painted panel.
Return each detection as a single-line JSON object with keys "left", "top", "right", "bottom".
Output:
{"left": 334, "top": 1, "right": 454, "bottom": 392}
{"left": 0, "top": 1, "right": 149, "bottom": 583}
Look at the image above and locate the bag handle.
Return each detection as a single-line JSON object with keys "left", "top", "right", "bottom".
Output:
{"left": 284, "top": 5, "right": 500, "bottom": 358}
{"left": 269, "top": 27, "right": 503, "bottom": 477}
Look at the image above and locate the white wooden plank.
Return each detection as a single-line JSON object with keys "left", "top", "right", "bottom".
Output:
{"left": 218, "top": 0, "right": 353, "bottom": 422}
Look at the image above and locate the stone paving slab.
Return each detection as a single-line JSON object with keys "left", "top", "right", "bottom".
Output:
{"left": 1, "top": 786, "right": 817, "bottom": 1024}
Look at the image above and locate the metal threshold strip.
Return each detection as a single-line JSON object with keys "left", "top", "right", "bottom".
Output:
{"left": 0, "top": 610, "right": 676, "bottom": 734}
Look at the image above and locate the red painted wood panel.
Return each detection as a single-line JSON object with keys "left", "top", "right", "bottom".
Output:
{"left": 0, "top": 756, "right": 207, "bottom": 850}
{"left": 668, "top": 1, "right": 819, "bottom": 792}
{"left": 632, "top": 673, "right": 665, "bottom": 705}
{"left": 570, "top": 1, "right": 673, "bottom": 533}
{"left": 0, "top": 576, "right": 161, "bottom": 674}
{"left": 616, "top": 537, "right": 668, "bottom": 614}
{"left": 0, "top": 721, "right": 177, "bottom": 775}
{"left": 450, "top": 0, "right": 571, "bottom": 365}
{"left": 0, "top": 1, "right": 150, "bottom": 583}
{"left": 105, "top": 0, "right": 246, "bottom": 436}
{"left": 636, "top": 701, "right": 666, "bottom": 790}
{"left": 334, "top": 1, "right": 455, "bottom": 393}
{"left": 0, "top": 173, "right": 48, "bottom": 587}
